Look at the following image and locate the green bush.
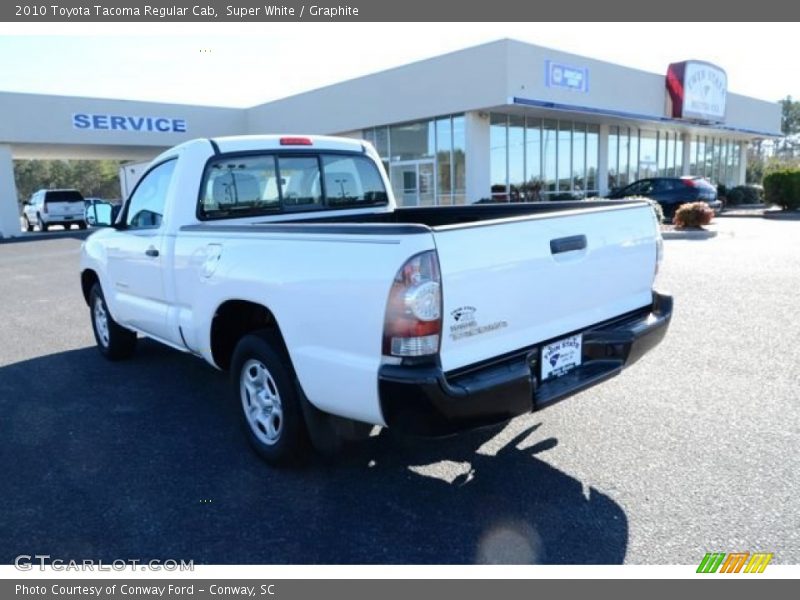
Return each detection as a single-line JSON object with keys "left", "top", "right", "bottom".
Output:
{"left": 763, "top": 170, "right": 800, "bottom": 210}
{"left": 726, "top": 184, "right": 763, "bottom": 205}
{"left": 673, "top": 202, "right": 714, "bottom": 229}
{"left": 726, "top": 187, "right": 746, "bottom": 205}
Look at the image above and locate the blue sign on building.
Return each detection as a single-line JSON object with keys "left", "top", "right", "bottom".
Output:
{"left": 545, "top": 60, "right": 590, "bottom": 93}
{"left": 73, "top": 113, "right": 187, "bottom": 133}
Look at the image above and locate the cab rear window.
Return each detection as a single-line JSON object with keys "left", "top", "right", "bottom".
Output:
{"left": 198, "top": 152, "right": 388, "bottom": 220}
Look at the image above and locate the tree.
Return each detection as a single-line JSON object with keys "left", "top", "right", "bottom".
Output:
{"left": 13, "top": 159, "right": 123, "bottom": 206}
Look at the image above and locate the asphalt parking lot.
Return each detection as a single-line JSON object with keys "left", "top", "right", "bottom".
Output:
{"left": 1, "top": 217, "right": 798, "bottom": 565}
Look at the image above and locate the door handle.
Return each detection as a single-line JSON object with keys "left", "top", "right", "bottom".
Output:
{"left": 145, "top": 246, "right": 160, "bottom": 257}
{"left": 550, "top": 235, "right": 587, "bottom": 254}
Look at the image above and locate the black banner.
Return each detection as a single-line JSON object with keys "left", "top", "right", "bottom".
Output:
{"left": 2, "top": 0, "right": 800, "bottom": 21}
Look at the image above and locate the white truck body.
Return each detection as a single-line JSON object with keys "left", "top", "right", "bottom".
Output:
{"left": 81, "top": 135, "right": 672, "bottom": 461}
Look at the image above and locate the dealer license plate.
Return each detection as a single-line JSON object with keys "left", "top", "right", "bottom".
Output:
{"left": 541, "top": 334, "right": 582, "bottom": 380}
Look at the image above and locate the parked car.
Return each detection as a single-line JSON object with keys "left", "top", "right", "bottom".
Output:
{"left": 22, "top": 189, "right": 87, "bottom": 231}
{"left": 607, "top": 177, "right": 721, "bottom": 219}
{"left": 80, "top": 135, "right": 672, "bottom": 465}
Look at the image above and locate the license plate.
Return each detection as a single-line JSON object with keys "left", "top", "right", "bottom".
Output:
{"left": 541, "top": 334, "right": 582, "bottom": 380}
{"left": 63, "top": 216, "right": 73, "bottom": 220}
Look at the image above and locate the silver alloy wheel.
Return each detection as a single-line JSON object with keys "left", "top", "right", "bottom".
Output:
{"left": 93, "top": 297, "right": 110, "bottom": 348}
{"left": 240, "top": 358, "right": 283, "bottom": 445}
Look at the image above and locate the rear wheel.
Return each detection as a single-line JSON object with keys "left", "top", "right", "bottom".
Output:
{"left": 37, "top": 215, "right": 48, "bottom": 232}
{"left": 90, "top": 283, "right": 137, "bottom": 360}
{"left": 78, "top": 221, "right": 87, "bottom": 230}
{"left": 231, "top": 331, "right": 309, "bottom": 466}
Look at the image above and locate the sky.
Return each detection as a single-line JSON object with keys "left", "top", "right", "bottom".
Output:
{"left": 0, "top": 23, "right": 796, "bottom": 108}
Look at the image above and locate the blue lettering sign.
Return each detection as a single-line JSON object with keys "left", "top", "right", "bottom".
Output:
{"left": 71, "top": 113, "right": 188, "bottom": 133}
{"left": 72, "top": 114, "right": 91, "bottom": 129}
{"left": 545, "top": 60, "right": 590, "bottom": 93}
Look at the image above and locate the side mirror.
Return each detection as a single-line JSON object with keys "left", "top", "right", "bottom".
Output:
{"left": 90, "top": 203, "right": 115, "bottom": 227}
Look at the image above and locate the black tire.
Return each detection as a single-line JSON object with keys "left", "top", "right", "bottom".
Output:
{"left": 231, "top": 331, "right": 310, "bottom": 466}
{"left": 89, "top": 283, "right": 137, "bottom": 361}
{"left": 37, "top": 215, "right": 48, "bottom": 232}
{"left": 23, "top": 216, "right": 33, "bottom": 232}
{"left": 64, "top": 223, "right": 72, "bottom": 230}
{"left": 78, "top": 222, "right": 87, "bottom": 230}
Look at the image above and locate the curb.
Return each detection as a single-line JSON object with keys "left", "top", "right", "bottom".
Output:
{"left": 662, "top": 229, "right": 718, "bottom": 240}
{"left": 0, "top": 230, "right": 92, "bottom": 245}
{"left": 763, "top": 211, "right": 800, "bottom": 221}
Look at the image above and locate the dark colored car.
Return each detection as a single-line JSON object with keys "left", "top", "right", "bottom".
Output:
{"left": 607, "top": 177, "right": 721, "bottom": 219}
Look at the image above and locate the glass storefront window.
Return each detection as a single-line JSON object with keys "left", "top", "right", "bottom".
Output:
{"left": 557, "top": 123, "right": 572, "bottom": 193}
{"left": 508, "top": 115, "right": 525, "bottom": 200}
{"left": 618, "top": 127, "right": 630, "bottom": 187}
{"left": 452, "top": 115, "right": 466, "bottom": 204}
{"left": 607, "top": 126, "right": 619, "bottom": 191}
{"left": 658, "top": 132, "right": 668, "bottom": 177}
{"left": 490, "top": 113, "right": 508, "bottom": 199}
{"left": 586, "top": 124, "right": 599, "bottom": 193}
{"left": 389, "top": 120, "right": 434, "bottom": 161}
{"left": 674, "top": 136, "right": 683, "bottom": 177}
{"left": 639, "top": 130, "right": 658, "bottom": 179}
{"left": 572, "top": 123, "right": 586, "bottom": 196}
{"left": 542, "top": 120, "right": 557, "bottom": 195}
{"left": 436, "top": 117, "right": 452, "bottom": 204}
{"left": 525, "top": 118, "right": 542, "bottom": 200}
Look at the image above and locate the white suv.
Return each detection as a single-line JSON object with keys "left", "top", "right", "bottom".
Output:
{"left": 22, "top": 189, "right": 87, "bottom": 232}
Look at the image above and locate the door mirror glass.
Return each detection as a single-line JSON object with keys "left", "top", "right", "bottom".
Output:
{"left": 89, "top": 203, "right": 114, "bottom": 227}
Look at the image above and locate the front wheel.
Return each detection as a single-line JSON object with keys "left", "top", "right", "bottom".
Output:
{"left": 22, "top": 215, "right": 33, "bottom": 232}
{"left": 89, "top": 283, "right": 137, "bottom": 360}
{"left": 231, "top": 331, "right": 309, "bottom": 466}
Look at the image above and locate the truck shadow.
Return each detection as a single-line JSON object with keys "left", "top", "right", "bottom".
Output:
{"left": 0, "top": 340, "right": 628, "bottom": 565}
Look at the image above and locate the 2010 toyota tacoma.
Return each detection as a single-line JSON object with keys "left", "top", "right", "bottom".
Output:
{"left": 80, "top": 135, "right": 672, "bottom": 465}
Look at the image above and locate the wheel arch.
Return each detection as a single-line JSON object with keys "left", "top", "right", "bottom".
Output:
{"left": 209, "top": 299, "right": 291, "bottom": 372}
{"left": 80, "top": 269, "right": 100, "bottom": 307}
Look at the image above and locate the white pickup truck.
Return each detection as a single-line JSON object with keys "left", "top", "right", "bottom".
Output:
{"left": 80, "top": 135, "right": 672, "bottom": 465}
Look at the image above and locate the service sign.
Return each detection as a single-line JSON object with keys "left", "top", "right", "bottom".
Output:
{"left": 73, "top": 113, "right": 187, "bottom": 133}
{"left": 545, "top": 60, "right": 589, "bottom": 93}
{"left": 666, "top": 60, "right": 727, "bottom": 122}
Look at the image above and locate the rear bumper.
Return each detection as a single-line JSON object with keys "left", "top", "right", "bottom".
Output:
{"left": 379, "top": 291, "right": 673, "bottom": 436}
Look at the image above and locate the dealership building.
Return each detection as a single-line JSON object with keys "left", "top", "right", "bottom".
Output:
{"left": 0, "top": 38, "right": 781, "bottom": 237}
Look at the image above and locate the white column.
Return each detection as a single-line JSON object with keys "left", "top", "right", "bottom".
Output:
{"left": 0, "top": 145, "right": 20, "bottom": 238}
{"left": 738, "top": 142, "right": 748, "bottom": 185}
{"left": 681, "top": 132, "right": 692, "bottom": 176}
{"left": 598, "top": 124, "right": 609, "bottom": 196}
{"left": 464, "top": 111, "right": 491, "bottom": 203}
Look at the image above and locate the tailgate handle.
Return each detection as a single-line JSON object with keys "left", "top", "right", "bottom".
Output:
{"left": 550, "top": 235, "right": 587, "bottom": 254}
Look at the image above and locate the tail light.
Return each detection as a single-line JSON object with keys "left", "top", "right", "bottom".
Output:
{"left": 42, "top": 203, "right": 48, "bottom": 214}
{"left": 681, "top": 178, "right": 697, "bottom": 188}
{"left": 383, "top": 251, "right": 442, "bottom": 357}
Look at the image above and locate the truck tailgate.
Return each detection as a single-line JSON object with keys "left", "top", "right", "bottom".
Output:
{"left": 434, "top": 203, "right": 658, "bottom": 373}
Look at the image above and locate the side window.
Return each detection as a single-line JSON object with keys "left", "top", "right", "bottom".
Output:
{"left": 277, "top": 156, "right": 323, "bottom": 209}
{"left": 125, "top": 159, "right": 176, "bottom": 229}
{"left": 199, "top": 156, "right": 280, "bottom": 218}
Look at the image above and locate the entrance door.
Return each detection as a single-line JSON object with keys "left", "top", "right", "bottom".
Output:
{"left": 390, "top": 160, "right": 436, "bottom": 207}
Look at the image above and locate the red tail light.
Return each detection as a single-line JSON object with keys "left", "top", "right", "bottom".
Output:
{"left": 383, "top": 251, "right": 442, "bottom": 357}
{"left": 681, "top": 178, "right": 698, "bottom": 188}
{"left": 42, "top": 203, "right": 48, "bottom": 214}
{"left": 280, "top": 137, "right": 313, "bottom": 146}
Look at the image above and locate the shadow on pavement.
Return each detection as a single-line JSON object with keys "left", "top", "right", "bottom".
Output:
{"left": 0, "top": 340, "right": 628, "bottom": 564}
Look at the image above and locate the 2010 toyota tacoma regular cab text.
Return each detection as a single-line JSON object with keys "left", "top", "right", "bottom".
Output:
{"left": 80, "top": 135, "right": 672, "bottom": 465}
